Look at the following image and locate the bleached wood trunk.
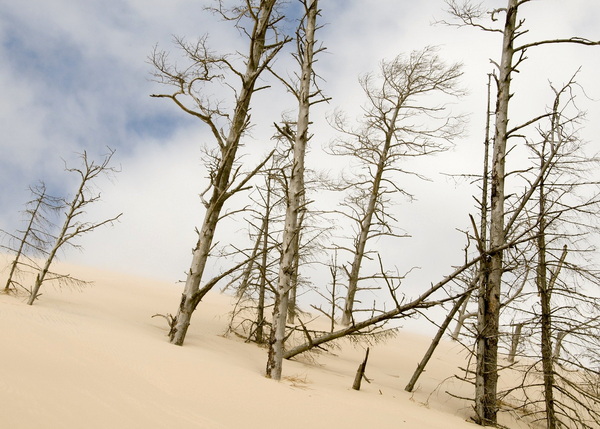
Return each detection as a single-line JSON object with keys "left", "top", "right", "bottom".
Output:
{"left": 475, "top": 0, "right": 517, "bottom": 424}
{"left": 266, "top": 0, "right": 317, "bottom": 380}
{"left": 169, "top": 0, "right": 278, "bottom": 345}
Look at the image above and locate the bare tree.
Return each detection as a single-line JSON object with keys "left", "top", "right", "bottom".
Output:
{"left": 266, "top": 0, "right": 323, "bottom": 380}
{"left": 328, "top": 46, "right": 464, "bottom": 327}
{"left": 2, "top": 183, "right": 61, "bottom": 293}
{"left": 27, "top": 149, "right": 122, "bottom": 305}
{"left": 501, "top": 77, "right": 600, "bottom": 428}
{"left": 150, "top": 0, "right": 289, "bottom": 345}
{"left": 444, "top": 1, "right": 600, "bottom": 424}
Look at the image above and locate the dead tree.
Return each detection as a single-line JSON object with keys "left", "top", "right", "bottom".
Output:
{"left": 509, "top": 77, "right": 600, "bottom": 429}
{"left": 444, "top": 1, "right": 600, "bottom": 424}
{"left": 266, "top": 0, "right": 323, "bottom": 380}
{"left": 453, "top": 72, "right": 495, "bottom": 342}
{"left": 150, "top": 0, "right": 289, "bottom": 346}
{"left": 2, "top": 183, "right": 61, "bottom": 293}
{"left": 225, "top": 158, "right": 285, "bottom": 344}
{"left": 310, "top": 251, "right": 344, "bottom": 334}
{"left": 27, "top": 150, "right": 122, "bottom": 305}
{"left": 328, "top": 46, "right": 465, "bottom": 326}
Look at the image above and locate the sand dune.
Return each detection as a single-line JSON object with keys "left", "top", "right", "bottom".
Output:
{"left": 0, "top": 257, "right": 530, "bottom": 428}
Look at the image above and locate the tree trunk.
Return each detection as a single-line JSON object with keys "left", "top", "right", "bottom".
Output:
{"left": 352, "top": 347, "right": 370, "bottom": 390}
{"left": 340, "top": 96, "right": 400, "bottom": 327}
{"left": 475, "top": 0, "right": 517, "bottom": 424}
{"left": 553, "top": 331, "right": 566, "bottom": 362}
{"left": 255, "top": 178, "right": 272, "bottom": 344}
{"left": 5, "top": 187, "right": 46, "bottom": 292}
{"left": 28, "top": 174, "right": 88, "bottom": 305}
{"left": 266, "top": 0, "right": 317, "bottom": 380}
{"left": 406, "top": 292, "right": 469, "bottom": 392}
{"left": 169, "top": 0, "right": 279, "bottom": 345}
{"left": 508, "top": 323, "right": 523, "bottom": 364}
{"left": 451, "top": 295, "right": 474, "bottom": 341}
{"left": 287, "top": 211, "right": 305, "bottom": 324}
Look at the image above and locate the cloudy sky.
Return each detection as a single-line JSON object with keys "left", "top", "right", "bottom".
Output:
{"left": 1, "top": 0, "right": 599, "bottom": 302}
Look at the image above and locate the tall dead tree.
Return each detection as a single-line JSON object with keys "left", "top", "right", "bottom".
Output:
{"left": 27, "top": 150, "right": 122, "bottom": 305}
{"left": 266, "top": 0, "right": 322, "bottom": 380}
{"left": 150, "top": 0, "right": 289, "bottom": 346}
{"left": 329, "top": 46, "right": 464, "bottom": 326}
{"left": 444, "top": 0, "right": 600, "bottom": 424}
{"left": 506, "top": 77, "right": 600, "bottom": 428}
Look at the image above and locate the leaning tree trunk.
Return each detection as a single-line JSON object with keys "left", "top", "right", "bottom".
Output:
{"left": 28, "top": 175, "right": 87, "bottom": 305}
{"left": 5, "top": 188, "right": 46, "bottom": 292}
{"left": 406, "top": 292, "right": 470, "bottom": 392}
{"left": 169, "top": 0, "right": 279, "bottom": 345}
{"left": 475, "top": 0, "right": 518, "bottom": 424}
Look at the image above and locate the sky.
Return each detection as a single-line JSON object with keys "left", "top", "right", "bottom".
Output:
{"left": 1, "top": 0, "right": 600, "bottom": 315}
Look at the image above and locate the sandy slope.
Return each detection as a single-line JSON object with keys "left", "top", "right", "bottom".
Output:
{"left": 0, "top": 257, "right": 529, "bottom": 429}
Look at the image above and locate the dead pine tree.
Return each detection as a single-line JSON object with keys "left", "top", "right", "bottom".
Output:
{"left": 2, "top": 183, "right": 61, "bottom": 294}
{"left": 265, "top": 0, "right": 324, "bottom": 380}
{"left": 225, "top": 159, "right": 284, "bottom": 344}
{"left": 27, "top": 149, "right": 122, "bottom": 305}
{"left": 511, "top": 76, "right": 600, "bottom": 428}
{"left": 443, "top": 0, "right": 600, "bottom": 424}
{"left": 150, "top": 0, "right": 290, "bottom": 346}
{"left": 328, "top": 46, "right": 465, "bottom": 327}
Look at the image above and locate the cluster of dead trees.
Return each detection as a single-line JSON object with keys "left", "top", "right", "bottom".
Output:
{"left": 150, "top": 0, "right": 600, "bottom": 427}
{"left": 1, "top": 150, "right": 121, "bottom": 305}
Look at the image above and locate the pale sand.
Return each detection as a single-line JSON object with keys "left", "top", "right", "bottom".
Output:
{"left": 0, "top": 256, "right": 530, "bottom": 428}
